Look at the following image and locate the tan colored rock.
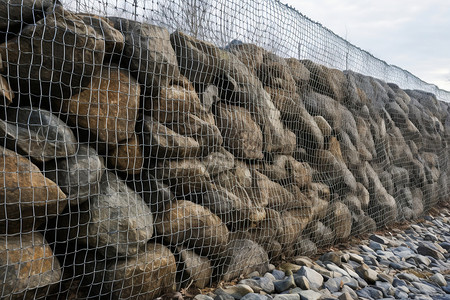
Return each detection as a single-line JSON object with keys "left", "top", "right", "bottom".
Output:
{"left": 324, "top": 201, "right": 352, "bottom": 241}
{"left": 0, "top": 0, "right": 56, "bottom": 31}
{"left": 228, "top": 42, "right": 264, "bottom": 75}
{"left": 314, "top": 116, "right": 332, "bottom": 138}
{"left": 285, "top": 58, "right": 311, "bottom": 90}
{"left": 255, "top": 170, "right": 297, "bottom": 211}
{"left": 215, "top": 103, "right": 264, "bottom": 160}
{"left": 176, "top": 246, "right": 212, "bottom": 289}
{"left": 142, "top": 116, "right": 201, "bottom": 158}
{"left": 155, "top": 200, "right": 229, "bottom": 256}
{"left": 109, "top": 133, "right": 143, "bottom": 174}
{"left": 201, "top": 147, "right": 235, "bottom": 176}
{"left": 279, "top": 211, "right": 305, "bottom": 251}
{"left": 80, "top": 14, "right": 125, "bottom": 54}
{"left": 0, "top": 146, "right": 67, "bottom": 233}
{"left": 286, "top": 157, "right": 313, "bottom": 189}
{"left": 258, "top": 52, "right": 297, "bottom": 93}
{"left": 0, "top": 232, "right": 61, "bottom": 299}
{"left": 329, "top": 136, "right": 345, "bottom": 162}
{"left": 150, "top": 75, "right": 208, "bottom": 122}
{"left": 62, "top": 64, "right": 139, "bottom": 145}
{"left": 245, "top": 208, "right": 283, "bottom": 245}
{"left": 0, "top": 73, "right": 13, "bottom": 105}
{"left": 0, "top": 6, "right": 105, "bottom": 99}
{"left": 103, "top": 243, "right": 176, "bottom": 300}
{"left": 157, "top": 159, "right": 215, "bottom": 194}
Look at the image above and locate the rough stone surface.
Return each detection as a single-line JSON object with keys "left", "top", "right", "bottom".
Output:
{"left": 0, "top": 146, "right": 67, "bottom": 233}
{"left": 0, "top": 232, "right": 61, "bottom": 299}
{"left": 0, "top": 6, "right": 105, "bottom": 99}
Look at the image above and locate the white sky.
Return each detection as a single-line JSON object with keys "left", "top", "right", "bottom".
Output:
{"left": 281, "top": 0, "right": 450, "bottom": 91}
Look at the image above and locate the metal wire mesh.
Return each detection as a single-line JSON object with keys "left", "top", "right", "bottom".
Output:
{"left": 0, "top": 0, "right": 449, "bottom": 299}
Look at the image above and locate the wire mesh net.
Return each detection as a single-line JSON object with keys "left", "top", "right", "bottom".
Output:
{"left": 0, "top": 0, "right": 449, "bottom": 299}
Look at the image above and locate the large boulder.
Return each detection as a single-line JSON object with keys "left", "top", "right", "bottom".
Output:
{"left": 215, "top": 103, "right": 264, "bottom": 160}
{"left": 0, "top": 232, "right": 61, "bottom": 299}
{"left": 324, "top": 201, "right": 352, "bottom": 241}
{"left": 61, "top": 64, "right": 140, "bottom": 145}
{"left": 215, "top": 238, "right": 269, "bottom": 282}
{"left": 108, "top": 133, "right": 144, "bottom": 174}
{"left": 0, "top": 0, "right": 56, "bottom": 31}
{"left": 175, "top": 246, "right": 212, "bottom": 289}
{"left": 59, "top": 171, "right": 153, "bottom": 257}
{"left": 45, "top": 144, "right": 105, "bottom": 205}
{"left": 79, "top": 14, "right": 125, "bottom": 54}
{"left": 0, "top": 146, "right": 67, "bottom": 233}
{"left": 109, "top": 18, "right": 180, "bottom": 95}
{"left": 0, "top": 106, "right": 77, "bottom": 162}
{"left": 142, "top": 116, "right": 201, "bottom": 159}
{"left": 102, "top": 243, "right": 176, "bottom": 300}
{"left": 154, "top": 200, "right": 229, "bottom": 257}
{"left": 0, "top": 6, "right": 105, "bottom": 99}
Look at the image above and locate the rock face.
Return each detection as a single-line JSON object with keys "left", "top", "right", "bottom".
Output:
{"left": 0, "top": 232, "right": 61, "bottom": 299}
{"left": 62, "top": 64, "right": 140, "bottom": 145}
{"left": 0, "top": 5, "right": 450, "bottom": 298}
{"left": 0, "top": 146, "right": 67, "bottom": 233}
{"left": 0, "top": 6, "right": 105, "bottom": 99}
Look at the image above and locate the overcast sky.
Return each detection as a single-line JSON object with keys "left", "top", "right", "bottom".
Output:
{"left": 281, "top": 0, "right": 450, "bottom": 91}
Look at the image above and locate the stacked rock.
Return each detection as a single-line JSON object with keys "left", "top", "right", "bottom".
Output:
{"left": 0, "top": 1, "right": 449, "bottom": 299}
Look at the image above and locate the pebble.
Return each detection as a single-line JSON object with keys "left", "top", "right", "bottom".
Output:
{"left": 206, "top": 210, "right": 450, "bottom": 300}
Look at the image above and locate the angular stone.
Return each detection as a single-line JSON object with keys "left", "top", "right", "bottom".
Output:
{"left": 296, "top": 290, "right": 321, "bottom": 300}
{"left": 355, "top": 264, "right": 378, "bottom": 284}
{"left": 324, "top": 201, "right": 352, "bottom": 241}
{"left": 305, "top": 220, "right": 334, "bottom": 247}
{"left": 155, "top": 200, "right": 229, "bottom": 257}
{"left": 0, "top": 6, "right": 105, "bottom": 99}
{"left": 62, "top": 64, "right": 139, "bottom": 145}
{"left": 80, "top": 14, "right": 125, "bottom": 54}
{"left": 417, "top": 243, "right": 445, "bottom": 260}
{"left": 201, "top": 148, "right": 235, "bottom": 176}
{"left": 111, "top": 18, "right": 179, "bottom": 94}
{"left": 102, "top": 243, "right": 176, "bottom": 299}
{"left": 142, "top": 116, "right": 201, "bottom": 158}
{"left": 0, "top": 0, "right": 56, "bottom": 31}
{"left": 0, "top": 232, "right": 61, "bottom": 299}
{"left": 0, "top": 107, "right": 77, "bottom": 162}
{"left": 45, "top": 144, "right": 104, "bottom": 205}
{"left": 60, "top": 171, "right": 153, "bottom": 257}
{"left": 274, "top": 275, "right": 296, "bottom": 293}
{"left": 239, "top": 277, "right": 275, "bottom": 294}
{"left": 0, "top": 146, "right": 67, "bottom": 233}
{"left": 216, "top": 239, "right": 269, "bottom": 282}
{"left": 0, "top": 73, "right": 13, "bottom": 106}
{"left": 297, "top": 266, "right": 324, "bottom": 288}
{"left": 430, "top": 273, "right": 446, "bottom": 286}
{"left": 215, "top": 103, "right": 264, "bottom": 160}
{"left": 176, "top": 246, "right": 212, "bottom": 289}
{"left": 108, "top": 133, "right": 143, "bottom": 174}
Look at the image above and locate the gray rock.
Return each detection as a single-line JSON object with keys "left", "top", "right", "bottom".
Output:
{"left": 348, "top": 253, "right": 364, "bottom": 264}
{"left": 430, "top": 273, "right": 447, "bottom": 286}
{"left": 240, "top": 293, "right": 270, "bottom": 300}
{"left": 1, "top": 107, "right": 78, "bottom": 163}
{"left": 176, "top": 246, "right": 212, "bottom": 289}
{"left": 355, "top": 286, "right": 383, "bottom": 299}
{"left": 394, "top": 289, "right": 409, "bottom": 299}
{"left": 320, "top": 252, "right": 342, "bottom": 266}
{"left": 274, "top": 275, "right": 296, "bottom": 293}
{"left": 60, "top": 171, "right": 153, "bottom": 257}
{"left": 369, "top": 240, "right": 385, "bottom": 251}
{"left": 45, "top": 144, "right": 104, "bottom": 205}
{"left": 326, "top": 264, "right": 350, "bottom": 277}
{"left": 296, "top": 290, "right": 322, "bottom": 300}
{"left": 355, "top": 264, "right": 378, "bottom": 283}
{"left": 215, "top": 284, "right": 254, "bottom": 300}
{"left": 110, "top": 18, "right": 179, "bottom": 94}
{"left": 412, "top": 282, "right": 441, "bottom": 294}
{"left": 240, "top": 277, "right": 275, "bottom": 294}
{"left": 374, "top": 281, "right": 395, "bottom": 297}
{"left": 273, "top": 294, "right": 300, "bottom": 300}
{"left": 324, "top": 277, "right": 341, "bottom": 293}
{"left": 195, "top": 295, "right": 215, "bottom": 300}
{"left": 293, "top": 275, "right": 310, "bottom": 290}
{"left": 337, "top": 292, "right": 353, "bottom": 300}
{"left": 297, "top": 266, "right": 324, "bottom": 288}
{"left": 341, "top": 286, "right": 358, "bottom": 299}
{"left": 272, "top": 270, "right": 286, "bottom": 280}
{"left": 417, "top": 243, "right": 446, "bottom": 260}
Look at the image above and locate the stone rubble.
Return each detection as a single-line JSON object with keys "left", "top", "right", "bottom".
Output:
{"left": 202, "top": 208, "right": 450, "bottom": 300}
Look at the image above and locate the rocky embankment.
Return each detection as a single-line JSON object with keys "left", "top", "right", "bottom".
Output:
{"left": 202, "top": 207, "right": 450, "bottom": 300}
{"left": 0, "top": 1, "right": 449, "bottom": 299}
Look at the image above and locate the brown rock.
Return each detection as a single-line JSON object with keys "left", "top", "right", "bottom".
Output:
{"left": 324, "top": 201, "right": 352, "bottom": 241}
{"left": 103, "top": 243, "right": 176, "bottom": 300}
{"left": 62, "top": 64, "right": 140, "bottom": 145}
{"left": 228, "top": 42, "right": 264, "bottom": 75}
{"left": 142, "top": 116, "right": 201, "bottom": 158}
{"left": 215, "top": 103, "right": 264, "bottom": 160}
{"left": 157, "top": 159, "right": 214, "bottom": 194}
{"left": 0, "top": 146, "right": 67, "bottom": 233}
{"left": 155, "top": 200, "right": 229, "bottom": 257}
{"left": 109, "top": 133, "right": 144, "bottom": 174}
{"left": 0, "top": 0, "right": 56, "bottom": 31}
{"left": 285, "top": 58, "right": 310, "bottom": 90}
{"left": 0, "top": 73, "right": 13, "bottom": 105}
{"left": 255, "top": 171, "right": 297, "bottom": 211}
{"left": 0, "top": 6, "right": 105, "bottom": 99}
{"left": 150, "top": 75, "right": 208, "bottom": 122}
{"left": 201, "top": 147, "right": 235, "bottom": 176}
{"left": 286, "top": 156, "right": 313, "bottom": 189}
{"left": 0, "top": 232, "right": 61, "bottom": 299}
{"left": 176, "top": 246, "right": 212, "bottom": 289}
